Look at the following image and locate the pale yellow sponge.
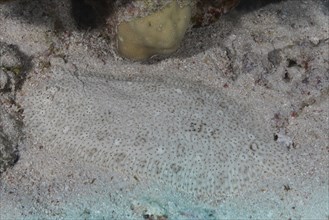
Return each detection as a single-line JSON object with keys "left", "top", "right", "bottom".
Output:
{"left": 117, "top": 1, "right": 191, "bottom": 60}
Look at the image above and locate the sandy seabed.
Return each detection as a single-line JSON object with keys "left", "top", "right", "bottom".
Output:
{"left": 0, "top": 0, "right": 328, "bottom": 219}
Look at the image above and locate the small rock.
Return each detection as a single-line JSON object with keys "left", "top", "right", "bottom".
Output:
{"left": 0, "top": 43, "right": 21, "bottom": 68}
{"left": 0, "top": 106, "right": 21, "bottom": 174}
{"left": 0, "top": 69, "right": 9, "bottom": 90}
{"left": 309, "top": 37, "right": 320, "bottom": 45}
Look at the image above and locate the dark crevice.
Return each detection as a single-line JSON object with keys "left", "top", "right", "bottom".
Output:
{"left": 71, "top": 0, "right": 114, "bottom": 30}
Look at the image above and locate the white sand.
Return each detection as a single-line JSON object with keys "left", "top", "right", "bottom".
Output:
{"left": 1, "top": 0, "right": 328, "bottom": 219}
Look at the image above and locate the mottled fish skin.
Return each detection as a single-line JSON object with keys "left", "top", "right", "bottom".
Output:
{"left": 22, "top": 69, "right": 295, "bottom": 203}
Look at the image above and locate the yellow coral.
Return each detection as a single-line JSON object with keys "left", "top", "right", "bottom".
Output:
{"left": 117, "top": 1, "right": 191, "bottom": 60}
